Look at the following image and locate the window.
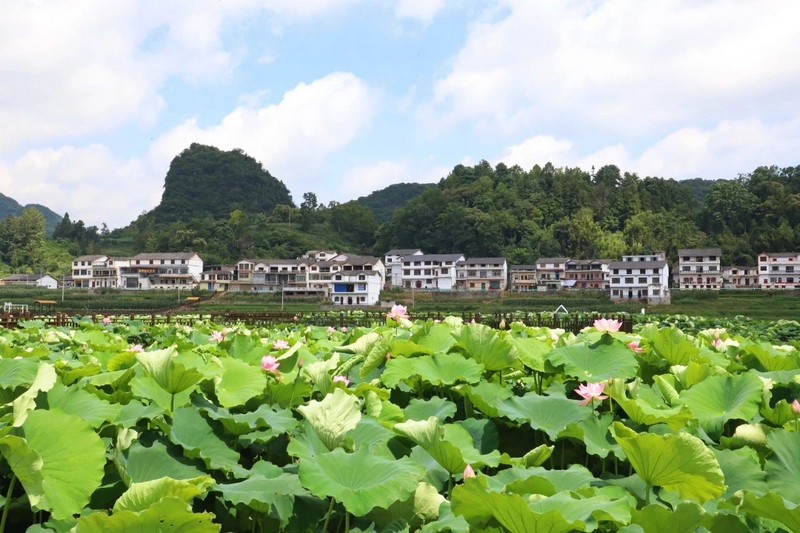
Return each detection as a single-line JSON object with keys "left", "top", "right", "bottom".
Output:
{"left": 787, "top": 266, "right": 795, "bottom": 273}
{"left": 682, "top": 256, "right": 689, "bottom": 262}
{"left": 441, "top": 268, "right": 449, "bottom": 274}
{"left": 638, "top": 277, "right": 647, "bottom": 284}
{"left": 414, "top": 269, "right": 421, "bottom": 275}
{"left": 759, "top": 256, "right": 767, "bottom": 262}
{"left": 625, "top": 277, "right": 634, "bottom": 284}
{"left": 653, "top": 268, "right": 660, "bottom": 274}
{"left": 612, "top": 289, "right": 619, "bottom": 296}
{"left": 682, "top": 266, "right": 690, "bottom": 272}
{"left": 652, "top": 277, "right": 659, "bottom": 284}
{"left": 788, "top": 277, "right": 795, "bottom": 283}
{"left": 760, "top": 266, "right": 767, "bottom": 271}
{"left": 358, "top": 275, "right": 365, "bottom": 280}
{"left": 626, "top": 269, "right": 632, "bottom": 274}
{"left": 613, "top": 269, "right": 619, "bottom": 275}
{"left": 470, "top": 283, "right": 474, "bottom": 288}
{"left": 652, "top": 289, "right": 661, "bottom": 296}
{"left": 772, "top": 266, "right": 779, "bottom": 272}
{"left": 709, "top": 256, "right": 716, "bottom": 261}
{"left": 611, "top": 277, "right": 620, "bottom": 284}
{"left": 424, "top": 269, "right": 432, "bottom": 275}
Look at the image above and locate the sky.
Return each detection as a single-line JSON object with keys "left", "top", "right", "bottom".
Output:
{"left": 1, "top": 0, "right": 799, "bottom": 229}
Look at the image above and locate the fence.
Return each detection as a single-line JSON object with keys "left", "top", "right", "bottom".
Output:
{"left": 0, "top": 310, "right": 633, "bottom": 334}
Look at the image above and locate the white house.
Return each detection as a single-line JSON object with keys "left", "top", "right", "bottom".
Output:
{"left": 455, "top": 258, "right": 507, "bottom": 291}
{"left": 508, "top": 265, "right": 538, "bottom": 292}
{"left": 563, "top": 259, "right": 610, "bottom": 290}
{"left": 384, "top": 249, "right": 423, "bottom": 287}
{"left": 120, "top": 253, "right": 203, "bottom": 290}
{"left": 1, "top": 274, "right": 59, "bottom": 289}
{"left": 71, "top": 255, "right": 121, "bottom": 289}
{"left": 535, "top": 258, "right": 569, "bottom": 291}
{"left": 722, "top": 266, "right": 759, "bottom": 289}
{"left": 331, "top": 254, "right": 385, "bottom": 284}
{"left": 678, "top": 248, "right": 722, "bottom": 290}
{"left": 758, "top": 252, "right": 800, "bottom": 290}
{"left": 330, "top": 270, "right": 382, "bottom": 305}
{"left": 401, "top": 253, "right": 464, "bottom": 290}
{"left": 609, "top": 252, "right": 670, "bottom": 303}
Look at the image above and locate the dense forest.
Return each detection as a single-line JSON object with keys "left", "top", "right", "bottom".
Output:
{"left": 0, "top": 192, "right": 62, "bottom": 235}
{"left": 1, "top": 142, "right": 797, "bottom": 275}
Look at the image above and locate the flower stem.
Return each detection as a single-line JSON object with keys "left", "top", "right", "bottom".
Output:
{"left": 0, "top": 474, "right": 17, "bottom": 533}
{"left": 288, "top": 370, "right": 302, "bottom": 409}
{"left": 321, "top": 497, "right": 335, "bottom": 533}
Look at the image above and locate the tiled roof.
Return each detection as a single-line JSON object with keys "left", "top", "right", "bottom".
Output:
{"left": 385, "top": 249, "right": 423, "bottom": 256}
{"left": 132, "top": 252, "right": 200, "bottom": 260}
{"left": 677, "top": 248, "right": 721, "bottom": 257}
{"left": 457, "top": 257, "right": 507, "bottom": 265}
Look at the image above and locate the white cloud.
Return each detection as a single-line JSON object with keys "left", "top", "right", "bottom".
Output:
{"left": 425, "top": 0, "right": 800, "bottom": 137}
{"left": 336, "top": 159, "right": 449, "bottom": 202}
{"left": 499, "top": 136, "right": 573, "bottom": 171}
{"left": 395, "top": 0, "right": 447, "bottom": 25}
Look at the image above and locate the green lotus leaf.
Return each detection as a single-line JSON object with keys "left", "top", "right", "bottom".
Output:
{"left": 630, "top": 502, "right": 707, "bottom": 533}
{"left": 761, "top": 398, "right": 796, "bottom": 427}
{"left": 360, "top": 336, "right": 393, "bottom": 378}
{"left": 491, "top": 464, "right": 596, "bottom": 496}
{"left": 608, "top": 380, "right": 692, "bottom": 430}
{"left": 225, "top": 334, "right": 265, "bottom": 365}
{"left": 0, "top": 357, "right": 40, "bottom": 389}
{"left": 302, "top": 352, "right": 340, "bottom": 396}
{"left": 382, "top": 353, "right": 484, "bottom": 388}
{"left": 404, "top": 397, "right": 457, "bottom": 423}
{"left": 496, "top": 392, "right": 590, "bottom": 440}
{"left": 736, "top": 491, "right": 800, "bottom": 532}
{"left": 510, "top": 336, "right": 550, "bottom": 372}
{"left": 213, "top": 357, "right": 267, "bottom": 408}
{"left": 0, "top": 409, "right": 105, "bottom": 520}
{"left": 297, "top": 387, "right": 361, "bottom": 450}
{"left": 546, "top": 339, "right": 638, "bottom": 381}
{"left": 456, "top": 418, "right": 499, "bottom": 456}
{"left": 130, "top": 375, "right": 193, "bottom": 412}
{"left": 451, "top": 323, "right": 517, "bottom": 371}
{"left": 337, "top": 332, "right": 381, "bottom": 354}
{"left": 527, "top": 491, "right": 635, "bottom": 530}
{"left": 419, "top": 501, "right": 470, "bottom": 533}
{"left": 214, "top": 471, "right": 306, "bottom": 526}
{"left": 135, "top": 347, "right": 203, "bottom": 396}
{"left": 740, "top": 341, "right": 799, "bottom": 372}
{"left": 121, "top": 437, "right": 207, "bottom": 484}
{"left": 641, "top": 325, "right": 699, "bottom": 366}
{"left": 451, "top": 476, "right": 580, "bottom": 533}
{"left": 679, "top": 373, "right": 763, "bottom": 438}
{"left": 12, "top": 362, "right": 57, "bottom": 426}
{"left": 560, "top": 412, "right": 624, "bottom": 459}
{"left": 460, "top": 381, "right": 513, "bottom": 418}
{"left": 611, "top": 422, "right": 725, "bottom": 503}
{"left": 387, "top": 339, "right": 434, "bottom": 359}
{"left": 394, "top": 417, "right": 501, "bottom": 474}
{"left": 74, "top": 497, "right": 219, "bottom": 532}
{"left": 410, "top": 322, "right": 456, "bottom": 353}
{"left": 670, "top": 361, "right": 723, "bottom": 389}
{"left": 364, "top": 391, "right": 405, "bottom": 428}
{"left": 168, "top": 406, "right": 241, "bottom": 472}
{"left": 46, "top": 381, "right": 121, "bottom": 429}
{"left": 652, "top": 375, "right": 679, "bottom": 405}
{"left": 348, "top": 416, "right": 396, "bottom": 456}
{"left": 367, "top": 482, "right": 445, "bottom": 530}
{"left": 114, "top": 475, "right": 214, "bottom": 512}
{"left": 500, "top": 445, "right": 554, "bottom": 469}
{"left": 765, "top": 429, "right": 800, "bottom": 501}
{"left": 712, "top": 448, "right": 768, "bottom": 498}
{"left": 54, "top": 360, "right": 102, "bottom": 385}
{"left": 298, "top": 446, "right": 424, "bottom": 516}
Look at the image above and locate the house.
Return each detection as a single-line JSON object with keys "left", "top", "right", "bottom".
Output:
{"left": 757, "top": 252, "right": 800, "bottom": 290}
{"left": 563, "top": 259, "right": 611, "bottom": 290}
{"left": 535, "top": 258, "right": 570, "bottom": 291}
{"left": 71, "top": 255, "right": 120, "bottom": 289}
{"left": 200, "top": 265, "right": 235, "bottom": 292}
{"left": 677, "top": 248, "right": 722, "bottom": 290}
{"left": 330, "top": 270, "right": 382, "bottom": 305}
{"left": 331, "top": 254, "right": 386, "bottom": 284}
{"left": 455, "top": 258, "right": 507, "bottom": 291}
{"left": 508, "top": 265, "right": 538, "bottom": 292}
{"left": 401, "top": 253, "right": 464, "bottom": 290}
{"left": 119, "top": 253, "right": 203, "bottom": 290}
{"left": 384, "top": 249, "right": 424, "bottom": 287}
{"left": 302, "top": 250, "right": 339, "bottom": 261}
{"left": 722, "top": 266, "right": 759, "bottom": 289}
{"left": 230, "top": 259, "right": 306, "bottom": 292}
{"left": 608, "top": 252, "right": 670, "bottom": 303}
{"left": 1, "top": 273, "right": 59, "bottom": 289}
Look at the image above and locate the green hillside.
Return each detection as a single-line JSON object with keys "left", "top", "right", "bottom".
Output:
{"left": 0, "top": 193, "right": 62, "bottom": 235}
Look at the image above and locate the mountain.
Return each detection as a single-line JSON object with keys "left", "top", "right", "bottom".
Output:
{"left": 357, "top": 182, "right": 435, "bottom": 222}
{"left": 148, "top": 143, "right": 294, "bottom": 223}
{"left": 0, "top": 193, "right": 62, "bottom": 235}
{"left": 680, "top": 177, "right": 723, "bottom": 204}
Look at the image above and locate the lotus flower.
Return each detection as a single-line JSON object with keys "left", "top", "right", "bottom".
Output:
{"left": 130, "top": 343, "right": 144, "bottom": 352}
{"left": 792, "top": 399, "right": 800, "bottom": 416}
{"left": 327, "top": 326, "right": 336, "bottom": 333}
{"left": 341, "top": 327, "right": 348, "bottom": 332}
{"left": 261, "top": 355, "right": 280, "bottom": 373}
{"left": 102, "top": 316, "right": 111, "bottom": 325}
{"left": 594, "top": 318, "right": 622, "bottom": 333}
{"left": 273, "top": 339, "right": 290, "bottom": 350}
{"left": 210, "top": 330, "right": 225, "bottom": 342}
{"left": 711, "top": 338, "right": 723, "bottom": 348}
{"left": 463, "top": 464, "right": 476, "bottom": 479}
{"left": 387, "top": 304, "right": 409, "bottom": 321}
{"left": 575, "top": 382, "right": 608, "bottom": 406}
{"left": 385, "top": 352, "right": 392, "bottom": 360}
{"left": 333, "top": 375, "right": 350, "bottom": 386}
{"left": 627, "top": 340, "right": 644, "bottom": 353}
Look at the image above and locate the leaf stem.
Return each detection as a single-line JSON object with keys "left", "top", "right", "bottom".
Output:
{"left": 448, "top": 475, "right": 453, "bottom": 496}
{"left": 321, "top": 497, "right": 335, "bottom": 533}
{"left": 345, "top": 511, "right": 350, "bottom": 533}
{"left": 0, "top": 474, "right": 17, "bottom": 533}
{"left": 645, "top": 484, "right": 651, "bottom": 506}
{"left": 170, "top": 392, "right": 175, "bottom": 414}
{"left": 288, "top": 369, "right": 302, "bottom": 409}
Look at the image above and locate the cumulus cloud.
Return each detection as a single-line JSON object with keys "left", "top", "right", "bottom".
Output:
{"left": 395, "top": 0, "right": 447, "bottom": 25}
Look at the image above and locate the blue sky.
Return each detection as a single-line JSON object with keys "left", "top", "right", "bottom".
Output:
{"left": 1, "top": 0, "right": 798, "bottom": 228}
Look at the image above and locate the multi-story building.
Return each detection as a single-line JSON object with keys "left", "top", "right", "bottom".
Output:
{"left": 330, "top": 270, "right": 382, "bottom": 305}
{"left": 563, "top": 259, "right": 610, "bottom": 290}
{"left": 401, "top": 253, "right": 464, "bottom": 290}
{"left": 200, "top": 265, "right": 235, "bottom": 292}
{"left": 119, "top": 253, "right": 203, "bottom": 290}
{"left": 535, "top": 258, "right": 569, "bottom": 291}
{"left": 455, "top": 258, "right": 507, "bottom": 291}
{"left": 608, "top": 253, "right": 670, "bottom": 303}
{"left": 230, "top": 259, "right": 307, "bottom": 292}
{"left": 71, "top": 255, "right": 123, "bottom": 289}
{"left": 722, "top": 266, "right": 759, "bottom": 289}
{"left": 758, "top": 252, "right": 800, "bottom": 290}
{"left": 677, "top": 248, "right": 722, "bottom": 290}
{"left": 384, "top": 249, "right": 423, "bottom": 287}
{"left": 508, "top": 265, "right": 537, "bottom": 292}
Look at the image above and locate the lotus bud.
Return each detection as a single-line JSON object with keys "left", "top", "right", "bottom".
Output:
{"left": 792, "top": 399, "right": 800, "bottom": 416}
{"left": 463, "top": 464, "right": 476, "bottom": 479}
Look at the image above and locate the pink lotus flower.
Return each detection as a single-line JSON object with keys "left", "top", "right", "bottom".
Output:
{"left": 711, "top": 338, "right": 723, "bottom": 348}
{"left": 130, "top": 344, "right": 144, "bottom": 352}
{"left": 327, "top": 326, "right": 336, "bottom": 333}
{"left": 273, "top": 339, "right": 290, "bottom": 350}
{"left": 340, "top": 327, "right": 347, "bottom": 332}
{"left": 102, "top": 316, "right": 111, "bottom": 325}
{"left": 463, "top": 464, "right": 476, "bottom": 479}
{"left": 575, "top": 382, "right": 608, "bottom": 406}
{"left": 712, "top": 328, "right": 721, "bottom": 340}
{"left": 333, "top": 375, "right": 350, "bottom": 386}
{"left": 293, "top": 315, "right": 298, "bottom": 321}
{"left": 261, "top": 355, "right": 280, "bottom": 373}
{"left": 594, "top": 318, "right": 622, "bottom": 333}
{"left": 387, "top": 304, "right": 409, "bottom": 321}
{"left": 210, "top": 330, "right": 225, "bottom": 342}
{"left": 385, "top": 352, "right": 392, "bottom": 360}
{"left": 792, "top": 399, "right": 800, "bottom": 416}
{"left": 627, "top": 341, "right": 644, "bottom": 353}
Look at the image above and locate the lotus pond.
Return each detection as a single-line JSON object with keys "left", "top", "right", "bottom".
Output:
{"left": 0, "top": 313, "right": 799, "bottom": 532}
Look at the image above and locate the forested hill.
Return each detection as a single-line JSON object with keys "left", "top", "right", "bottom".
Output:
{"left": 0, "top": 193, "right": 62, "bottom": 235}
{"left": 148, "top": 143, "right": 294, "bottom": 224}
{"left": 680, "top": 177, "right": 723, "bottom": 204}
{"left": 375, "top": 162, "right": 800, "bottom": 267}
{"left": 357, "top": 182, "right": 435, "bottom": 222}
